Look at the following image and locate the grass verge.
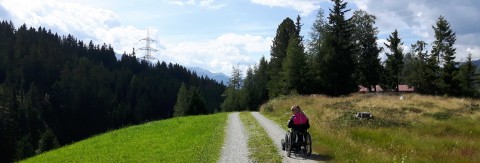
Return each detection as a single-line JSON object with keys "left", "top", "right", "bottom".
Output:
{"left": 22, "top": 113, "right": 228, "bottom": 163}
{"left": 239, "top": 112, "right": 282, "bottom": 162}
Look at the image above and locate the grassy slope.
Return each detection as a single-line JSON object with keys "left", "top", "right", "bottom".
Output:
{"left": 239, "top": 112, "right": 282, "bottom": 162}
{"left": 22, "top": 113, "right": 228, "bottom": 163}
{"left": 260, "top": 94, "right": 480, "bottom": 162}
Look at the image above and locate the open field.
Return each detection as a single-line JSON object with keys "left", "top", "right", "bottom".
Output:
{"left": 260, "top": 93, "right": 480, "bottom": 162}
{"left": 22, "top": 113, "right": 228, "bottom": 163}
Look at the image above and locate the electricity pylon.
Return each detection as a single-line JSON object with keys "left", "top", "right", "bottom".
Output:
{"left": 138, "top": 28, "right": 158, "bottom": 62}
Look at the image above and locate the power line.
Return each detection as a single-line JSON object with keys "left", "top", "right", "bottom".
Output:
{"left": 137, "top": 28, "right": 158, "bottom": 62}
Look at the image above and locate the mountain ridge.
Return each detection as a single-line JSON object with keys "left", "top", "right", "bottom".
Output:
{"left": 188, "top": 67, "right": 229, "bottom": 85}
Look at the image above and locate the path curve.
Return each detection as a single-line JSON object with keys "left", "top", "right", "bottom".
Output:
{"left": 218, "top": 112, "right": 251, "bottom": 163}
{"left": 251, "top": 112, "right": 323, "bottom": 163}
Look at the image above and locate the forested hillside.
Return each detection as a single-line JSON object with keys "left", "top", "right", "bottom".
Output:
{"left": 0, "top": 21, "right": 225, "bottom": 162}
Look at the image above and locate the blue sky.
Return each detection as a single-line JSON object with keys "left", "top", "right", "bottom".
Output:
{"left": 1, "top": 0, "right": 479, "bottom": 76}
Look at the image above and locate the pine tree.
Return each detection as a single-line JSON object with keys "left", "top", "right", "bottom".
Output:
{"left": 406, "top": 41, "right": 431, "bottom": 93}
{"left": 320, "top": 0, "right": 356, "bottom": 96}
{"left": 37, "top": 128, "right": 59, "bottom": 153}
{"left": 384, "top": 29, "right": 404, "bottom": 91}
{"left": 222, "top": 66, "right": 245, "bottom": 111}
{"left": 186, "top": 86, "right": 207, "bottom": 115}
{"left": 351, "top": 10, "right": 382, "bottom": 92}
{"left": 173, "top": 83, "right": 189, "bottom": 117}
{"left": 282, "top": 36, "right": 307, "bottom": 94}
{"left": 455, "top": 53, "right": 477, "bottom": 96}
{"left": 431, "top": 16, "right": 458, "bottom": 95}
{"left": 254, "top": 57, "right": 269, "bottom": 106}
{"left": 268, "top": 18, "right": 297, "bottom": 98}
{"left": 307, "top": 8, "right": 327, "bottom": 93}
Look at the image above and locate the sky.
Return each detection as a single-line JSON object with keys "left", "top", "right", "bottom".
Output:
{"left": 0, "top": 0, "right": 479, "bottom": 76}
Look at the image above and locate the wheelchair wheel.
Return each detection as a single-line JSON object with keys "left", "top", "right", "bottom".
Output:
{"left": 285, "top": 132, "right": 292, "bottom": 157}
{"left": 304, "top": 132, "right": 312, "bottom": 157}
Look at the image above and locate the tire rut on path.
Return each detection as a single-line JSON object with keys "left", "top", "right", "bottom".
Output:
{"left": 218, "top": 112, "right": 251, "bottom": 163}
{"left": 251, "top": 112, "right": 323, "bottom": 163}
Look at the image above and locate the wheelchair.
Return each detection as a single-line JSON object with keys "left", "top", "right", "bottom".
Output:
{"left": 281, "top": 129, "right": 312, "bottom": 157}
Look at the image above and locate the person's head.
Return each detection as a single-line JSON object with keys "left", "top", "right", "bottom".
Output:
{"left": 290, "top": 105, "right": 301, "bottom": 114}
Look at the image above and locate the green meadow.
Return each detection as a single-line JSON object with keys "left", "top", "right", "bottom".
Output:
{"left": 260, "top": 94, "right": 480, "bottom": 162}
{"left": 22, "top": 113, "right": 228, "bottom": 163}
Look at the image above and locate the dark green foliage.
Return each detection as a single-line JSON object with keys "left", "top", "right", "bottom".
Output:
{"left": 433, "top": 16, "right": 459, "bottom": 95}
{"left": 222, "top": 66, "right": 246, "bottom": 111}
{"left": 174, "top": 83, "right": 189, "bottom": 117}
{"left": 268, "top": 17, "right": 297, "bottom": 98}
{"left": 384, "top": 29, "right": 404, "bottom": 91}
{"left": 403, "top": 41, "right": 433, "bottom": 93}
{"left": 282, "top": 35, "right": 308, "bottom": 94}
{"left": 319, "top": 0, "right": 357, "bottom": 96}
{"left": 351, "top": 10, "right": 383, "bottom": 92}
{"left": 306, "top": 9, "right": 327, "bottom": 93}
{"left": 0, "top": 21, "right": 225, "bottom": 161}
{"left": 37, "top": 128, "right": 59, "bottom": 154}
{"left": 455, "top": 53, "right": 478, "bottom": 96}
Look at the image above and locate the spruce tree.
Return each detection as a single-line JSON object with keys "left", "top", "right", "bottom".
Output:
{"left": 351, "top": 10, "right": 382, "bottom": 92}
{"left": 268, "top": 18, "right": 297, "bottom": 98}
{"left": 307, "top": 8, "right": 327, "bottom": 93}
{"left": 282, "top": 36, "right": 307, "bottom": 94}
{"left": 254, "top": 57, "right": 269, "bottom": 106}
{"left": 321, "top": 0, "right": 356, "bottom": 96}
{"left": 384, "top": 29, "right": 404, "bottom": 91}
{"left": 431, "top": 16, "right": 458, "bottom": 95}
{"left": 222, "top": 66, "right": 245, "bottom": 111}
{"left": 173, "top": 83, "right": 189, "bottom": 117}
{"left": 455, "top": 53, "right": 477, "bottom": 96}
{"left": 408, "top": 41, "right": 431, "bottom": 93}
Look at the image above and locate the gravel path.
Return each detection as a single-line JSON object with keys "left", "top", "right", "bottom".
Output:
{"left": 218, "top": 112, "right": 251, "bottom": 163}
{"left": 251, "top": 112, "right": 323, "bottom": 163}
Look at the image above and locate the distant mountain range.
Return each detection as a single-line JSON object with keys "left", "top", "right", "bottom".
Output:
{"left": 188, "top": 67, "right": 230, "bottom": 85}
{"left": 473, "top": 59, "right": 480, "bottom": 69}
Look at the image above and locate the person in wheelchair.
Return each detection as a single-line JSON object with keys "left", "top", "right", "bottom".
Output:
{"left": 287, "top": 105, "right": 310, "bottom": 150}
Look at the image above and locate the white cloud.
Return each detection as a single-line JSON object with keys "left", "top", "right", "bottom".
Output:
{"left": 158, "top": 33, "right": 272, "bottom": 75}
{"left": 251, "top": 0, "right": 326, "bottom": 16}
{"left": 167, "top": 0, "right": 196, "bottom": 6}
{"left": 165, "top": 0, "right": 226, "bottom": 9}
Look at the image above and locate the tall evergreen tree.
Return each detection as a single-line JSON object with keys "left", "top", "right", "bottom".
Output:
{"left": 431, "top": 16, "right": 458, "bottom": 95}
{"left": 185, "top": 86, "right": 207, "bottom": 115}
{"left": 405, "top": 41, "right": 431, "bottom": 93}
{"left": 320, "top": 0, "right": 356, "bottom": 96}
{"left": 173, "top": 83, "right": 189, "bottom": 117}
{"left": 307, "top": 8, "right": 327, "bottom": 93}
{"left": 282, "top": 35, "right": 307, "bottom": 94}
{"left": 455, "top": 53, "right": 477, "bottom": 96}
{"left": 222, "top": 66, "right": 245, "bottom": 111}
{"left": 384, "top": 29, "right": 404, "bottom": 91}
{"left": 243, "top": 67, "right": 256, "bottom": 110}
{"left": 254, "top": 57, "right": 269, "bottom": 106}
{"left": 267, "top": 18, "right": 297, "bottom": 98}
{"left": 351, "top": 10, "right": 382, "bottom": 92}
